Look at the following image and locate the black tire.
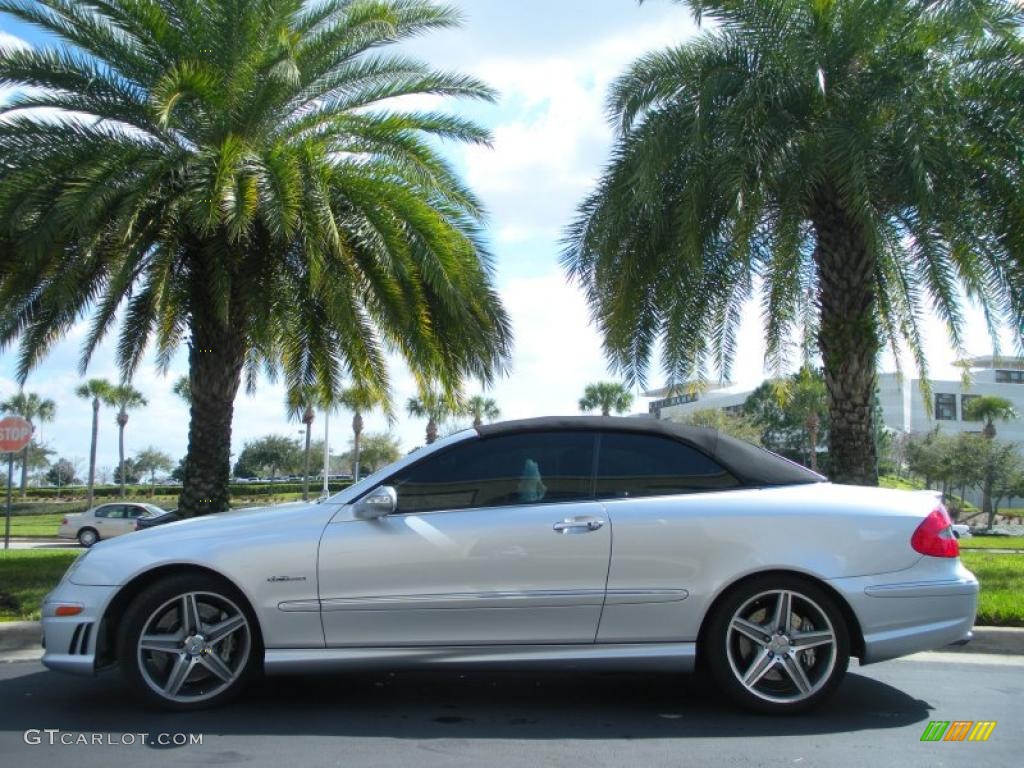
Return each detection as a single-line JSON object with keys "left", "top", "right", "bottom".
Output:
{"left": 705, "top": 575, "right": 850, "bottom": 715}
{"left": 77, "top": 528, "right": 98, "bottom": 548}
{"left": 117, "top": 572, "right": 261, "bottom": 711}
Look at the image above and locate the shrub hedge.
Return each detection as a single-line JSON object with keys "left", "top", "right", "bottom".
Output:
{"left": 19, "top": 481, "right": 351, "bottom": 500}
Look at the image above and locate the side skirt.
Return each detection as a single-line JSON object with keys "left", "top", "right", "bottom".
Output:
{"left": 264, "top": 642, "right": 697, "bottom": 675}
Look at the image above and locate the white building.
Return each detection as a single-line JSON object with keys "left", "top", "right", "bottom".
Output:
{"left": 644, "top": 355, "right": 1024, "bottom": 443}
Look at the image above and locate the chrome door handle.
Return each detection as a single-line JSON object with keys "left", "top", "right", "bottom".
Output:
{"left": 552, "top": 518, "right": 604, "bottom": 534}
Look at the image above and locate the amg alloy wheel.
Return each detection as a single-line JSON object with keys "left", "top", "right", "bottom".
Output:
{"left": 119, "top": 574, "right": 259, "bottom": 709}
{"left": 707, "top": 576, "right": 849, "bottom": 714}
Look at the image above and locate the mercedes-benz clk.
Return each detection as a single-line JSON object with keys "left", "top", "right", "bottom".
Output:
{"left": 41, "top": 416, "right": 978, "bottom": 713}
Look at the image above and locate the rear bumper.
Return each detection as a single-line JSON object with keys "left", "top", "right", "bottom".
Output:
{"left": 39, "top": 581, "right": 119, "bottom": 676}
{"left": 830, "top": 558, "right": 979, "bottom": 664}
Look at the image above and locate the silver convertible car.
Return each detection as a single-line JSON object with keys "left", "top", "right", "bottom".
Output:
{"left": 40, "top": 417, "right": 978, "bottom": 714}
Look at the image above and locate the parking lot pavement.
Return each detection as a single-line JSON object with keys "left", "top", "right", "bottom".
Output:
{"left": 1, "top": 539, "right": 78, "bottom": 550}
{"left": 0, "top": 657, "right": 1020, "bottom": 768}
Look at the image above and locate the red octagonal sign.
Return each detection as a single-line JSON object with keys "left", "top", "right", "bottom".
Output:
{"left": 0, "top": 415, "right": 33, "bottom": 453}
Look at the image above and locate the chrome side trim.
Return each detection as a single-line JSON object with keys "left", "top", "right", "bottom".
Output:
{"left": 264, "top": 642, "right": 697, "bottom": 674}
{"left": 319, "top": 589, "right": 607, "bottom": 611}
{"left": 864, "top": 579, "right": 979, "bottom": 598}
{"left": 278, "top": 599, "right": 321, "bottom": 612}
{"left": 604, "top": 588, "right": 688, "bottom": 605}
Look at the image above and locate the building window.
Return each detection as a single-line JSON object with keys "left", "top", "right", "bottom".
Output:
{"left": 995, "top": 370, "right": 1024, "bottom": 384}
{"left": 961, "top": 394, "right": 981, "bottom": 421}
{"left": 935, "top": 393, "right": 957, "bottom": 421}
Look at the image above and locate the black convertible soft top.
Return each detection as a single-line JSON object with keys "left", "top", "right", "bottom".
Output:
{"left": 475, "top": 415, "right": 824, "bottom": 487}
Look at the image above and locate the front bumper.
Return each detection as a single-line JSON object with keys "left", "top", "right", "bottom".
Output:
{"left": 40, "top": 581, "right": 119, "bottom": 676}
{"left": 831, "top": 558, "right": 979, "bottom": 665}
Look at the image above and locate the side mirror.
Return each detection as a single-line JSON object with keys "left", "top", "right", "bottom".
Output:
{"left": 353, "top": 486, "right": 397, "bottom": 520}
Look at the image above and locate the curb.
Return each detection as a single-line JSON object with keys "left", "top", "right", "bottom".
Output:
{"left": 0, "top": 622, "right": 1021, "bottom": 659}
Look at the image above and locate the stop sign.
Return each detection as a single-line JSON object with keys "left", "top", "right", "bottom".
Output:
{"left": 0, "top": 416, "right": 33, "bottom": 453}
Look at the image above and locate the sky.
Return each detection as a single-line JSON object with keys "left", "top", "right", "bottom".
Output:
{"left": 0, "top": 0, "right": 1011, "bottom": 475}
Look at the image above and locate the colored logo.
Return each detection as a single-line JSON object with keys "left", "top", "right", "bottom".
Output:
{"left": 920, "top": 720, "right": 996, "bottom": 742}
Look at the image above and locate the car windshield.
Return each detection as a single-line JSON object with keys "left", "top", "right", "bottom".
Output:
{"left": 143, "top": 504, "right": 166, "bottom": 517}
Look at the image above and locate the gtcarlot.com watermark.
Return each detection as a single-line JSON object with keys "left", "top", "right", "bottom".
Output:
{"left": 24, "top": 729, "right": 202, "bottom": 747}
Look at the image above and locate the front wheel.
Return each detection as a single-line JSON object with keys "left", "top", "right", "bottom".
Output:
{"left": 117, "top": 573, "right": 260, "bottom": 710}
{"left": 705, "top": 575, "right": 850, "bottom": 714}
{"left": 77, "top": 528, "right": 98, "bottom": 548}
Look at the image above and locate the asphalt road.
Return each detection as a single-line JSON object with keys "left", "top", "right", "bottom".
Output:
{"left": 0, "top": 655, "right": 1021, "bottom": 768}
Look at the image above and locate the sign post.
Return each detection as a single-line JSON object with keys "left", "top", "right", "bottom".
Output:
{"left": 0, "top": 415, "right": 34, "bottom": 550}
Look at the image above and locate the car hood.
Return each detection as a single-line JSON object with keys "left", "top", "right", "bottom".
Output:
{"left": 70, "top": 500, "right": 342, "bottom": 586}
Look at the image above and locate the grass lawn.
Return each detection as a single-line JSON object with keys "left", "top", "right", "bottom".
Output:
{"left": 0, "top": 550, "right": 79, "bottom": 621}
{"left": 961, "top": 551, "right": 1024, "bottom": 627}
{"left": 959, "top": 535, "right": 1024, "bottom": 551}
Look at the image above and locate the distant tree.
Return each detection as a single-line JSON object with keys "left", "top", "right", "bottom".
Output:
{"left": 578, "top": 382, "right": 633, "bottom": 416}
{"left": 964, "top": 396, "right": 1018, "bottom": 518}
{"left": 675, "top": 408, "right": 763, "bottom": 446}
{"left": 338, "top": 385, "right": 387, "bottom": 482}
{"left": 346, "top": 433, "right": 402, "bottom": 476}
{"left": 46, "top": 459, "right": 79, "bottom": 488}
{"left": 109, "top": 384, "right": 147, "bottom": 497}
{"left": 135, "top": 448, "right": 174, "bottom": 496}
{"left": 287, "top": 385, "right": 324, "bottom": 501}
{"left": 986, "top": 443, "right": 1022, "bottom": 525}
{"left": 407, "top": 389, "right": 462, "bottom": 445}
{"left": 234, "top": 436, "right": 302, "bottom": 480}
{"left": 75, "top": 378, "right": 115, "bottom": 506}
{"left": 113, "top": 458, "right": 142, "bottom": 485}
{"left": 0, "top": 390, "right": 56, "bottom": 498}
{"left": 463, "top": 395, "right": 501, "bottom": 428}
{"left": 772, "top": 366, "right": 827, "bottom": 472}
{"left": 170, "top": 458, "right": 187, "bottom": 484}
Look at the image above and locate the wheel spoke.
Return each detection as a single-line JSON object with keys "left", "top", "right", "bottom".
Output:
{"left": 772, "top": 591, "right": 792, "bottom": 634}
{"left": 781, "top": 655, "right": 813, "bottom": 695}
{"left": 731, "top": 617, "right": 769, "bottom": 645}
{"left": 163, "top": 654, "right": 195, "bottom": 697}
{"left": 207, "top": 614, "right": 246, "bottom": 645}
{"left": 139, "top": 632, "right": 182, "bottom": 655}
{"left": 181, "top": 593, "right": 202, "bottom": 634}
{"left": 198, "top": 651, "right": 234, "bottom": 683}
{"left": 742, "top": 648, "right": 776, "bottom": 688}
{"left": 790, "top": 629, "right": 834, "bottom": 651}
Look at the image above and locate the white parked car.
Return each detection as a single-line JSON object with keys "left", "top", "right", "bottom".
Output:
{"left": 41, "top": 418, "right": 978, "bottom": 713}
{"left": 58, "top": 502, "right": 167, "bottom": 547}
{"left": 951, "top": 523, "right": 972, "bottom": 539}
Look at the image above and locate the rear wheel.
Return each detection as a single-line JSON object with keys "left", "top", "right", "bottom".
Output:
{"left": 705, "top": 575, "right": 849, "bottom": 714}
{"left": 77, "top": 528, "right": 98, "bottom": 548}
{"left": 118, "top": 573, "right": 260, "bottom": 710}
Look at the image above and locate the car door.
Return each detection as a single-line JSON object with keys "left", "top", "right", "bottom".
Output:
{"left": 593, "top": 431, "right": 742, "bottom": 644}
{"left": 101, "top": 504, "right": 132, "bottom": 536}
{"left": 90, "top": 504, "right": 118, "bottom": 537}
{"left": 318, "top": 430, "right": 610, "bottom": 647}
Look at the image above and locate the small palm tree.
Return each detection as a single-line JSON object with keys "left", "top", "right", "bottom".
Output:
{"left": 578, "top": 383, "right": 633, "bottom": 417}
{"left": 564, "top": 0, "right": 1024, "bottom": 486}
{"left": 407, "top": 390, "right": 461, "bottom": 445}
{"left": 0, "top": 391, "right": 56, "bottom": 498}
{"left": 773, "top": 367, "right": 827, "bottom": 472}
{"left": 172, "top": 376, "right": 191, "bottom": 406}
{"left": 964, "top": 395, "right": 1017, "bottom": 521}
{"left": 75, "top": 379, "right": 115, "bottom": 506}
{"left": 0, "top": 0, "right": 511, "bottom": 516}
{"left": 464, "top": 395, "right": 501, "bottom": 428}
{"left": 110, "top": 384, "right": 147, "bottom": 497}
{"left": 964, "top": 396, "right": 1017, "bottom": 440}
{"left": 287, "top": 384, "right": 327, "bottom": 502}
{"left": 338, "top": 386, "right": 386, "bottom": 482}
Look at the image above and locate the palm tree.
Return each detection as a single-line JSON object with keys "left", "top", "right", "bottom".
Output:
{"left": 463, "top": 395, "right": 500, "bottom": 428}
{"left": 407, "top": 389, "right": 461, "bottom": 445}
{"left": 0, "top": 391, "right": 56, "bottom": 498}
{"left": 564, "top": 0, "right": 1024, "bottom": 486}
{"left": 773, "top": 366, "right": 827, "bottom": 472}
{"left": 338, "top": 385, "right": 385, "bottom": 482}
{"left": 0, "top": 0, "right": 511, "bottom": 517}
{"left": 110, "top": 384, "right": 147, "bottom": 497}
{"left": 578, "top": 382, "right": 633, "bottom": 417}
{"left": 75, "top": 378, "right": 115, "bottom": 506}
{"left": 964, "top": 395, "right": 1017, "bottom": 522}
{"left": 172, "top": 376, "right": 191, "bottom": 406}
{"left": 287, "top": 384, "right": 324, "bottom": 502}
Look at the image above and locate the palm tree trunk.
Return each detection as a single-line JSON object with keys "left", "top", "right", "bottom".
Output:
{"left": 426, "top": 418, "right": 438, "bottom": 445}
{"left": 87, "top": 398, "right": 99, "bottom": 507}
{"left": 352, "top": 411, "right": 363, "bottom": 481}
{"left": 178, "top": 302, "right": 246, "bottom": 518}
{"left": 812, "top": 190, "right": 879, "bottom": 486}
{"left": 302, "top": 421, "right": 311, "bottom": 502}
{"left": 118, "top": 418, "right": 126, "bottom": 498}
{"left": 806, "top": 414, "right": 820, "bottom": 473}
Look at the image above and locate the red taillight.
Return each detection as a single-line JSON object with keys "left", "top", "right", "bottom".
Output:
{"left": 911, "top": 507, "right": 959, "bottom": 558}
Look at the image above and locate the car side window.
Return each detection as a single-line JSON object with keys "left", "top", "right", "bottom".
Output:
{"left": 389, "top": 431, "right": 596, "bottom": 514}
{"left": 94, "top": 506, "right": 113, "bottom": 518}
{"left": 103, "top": 505, "right": 127, "bottom": 519}
{"left": 126, "top": 506, "right": 146, "bottom": 518}
{"left": 596, "top": 432, "right": 739, "bottom": 499}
